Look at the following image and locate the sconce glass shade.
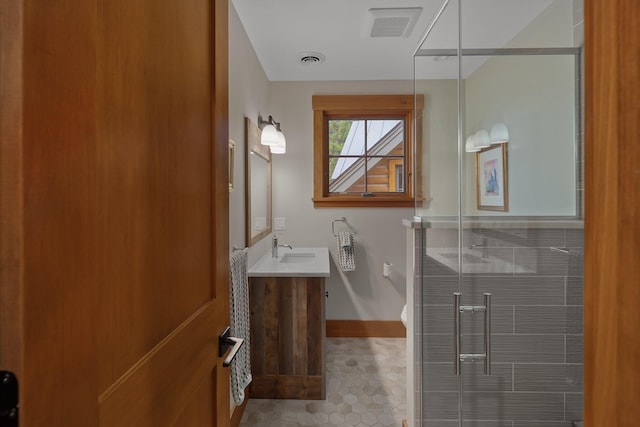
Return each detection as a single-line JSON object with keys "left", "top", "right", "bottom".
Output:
{"left": 270, "top": 143, "right": 286, "bottom": 154}
{"left": 260, "top": 124, "right": 280, "bottom": 146}
{"left": 474, "top": 129, "right": 491, "bottom": 149}
{"left": 465, "top": 135, "right": 481, "bottom": 152}
{"left": 490, "top": 123, "right": 509, "bottom": 144}
{"left": 270, "top": 131, "right": 286, "bottom": 154}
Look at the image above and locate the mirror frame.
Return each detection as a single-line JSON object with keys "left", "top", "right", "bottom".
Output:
{"left": 245, "top": 117, "right": 272, "bottom": 246}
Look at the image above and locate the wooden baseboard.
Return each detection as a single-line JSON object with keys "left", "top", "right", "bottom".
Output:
{"left": 230, "top": 395, "right": 249, "bottom": 427}
{"left": 326, "top": 320, "right": 406, "bottom": 338}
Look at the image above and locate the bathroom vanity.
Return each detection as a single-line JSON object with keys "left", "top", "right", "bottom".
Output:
{"left": 247, "top": 247, "right": 330, "bottom": 400}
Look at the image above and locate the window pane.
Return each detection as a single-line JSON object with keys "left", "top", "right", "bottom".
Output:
{"left": 328, "top": 119, "right": 365, "bottom": 179}
{"left": 366, "top": 157, "right": 405, "bottom": 193}
{"left": 328, "top": 119, "right": 364, "bottom": 157}
{"left": 366, "top": 120, "right": 404, "bottom": 155}
{"left": 329, "top": 158, "right": 365, "bottom": 194}
{"left": 329, "top": 156, "right": 405, "bottom": 194}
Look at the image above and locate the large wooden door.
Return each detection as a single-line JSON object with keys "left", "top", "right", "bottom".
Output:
{"left": 0, "top": 0, "right": 231, "bottom": 426}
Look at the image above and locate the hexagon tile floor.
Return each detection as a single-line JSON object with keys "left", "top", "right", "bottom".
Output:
{"left": 239, "top": 337, "right": 407, "bottom": 427}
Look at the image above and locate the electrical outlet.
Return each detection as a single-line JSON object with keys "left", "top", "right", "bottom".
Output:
{"left": 274, "top": 218, "right": 286, "bottom": 231}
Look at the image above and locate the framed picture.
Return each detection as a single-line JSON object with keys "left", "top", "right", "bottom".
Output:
{"left": 476, "top": 144, "right": 508, "bottom": 211}
{"left": 228, "top": 139, "right": 235, "bottom": 192}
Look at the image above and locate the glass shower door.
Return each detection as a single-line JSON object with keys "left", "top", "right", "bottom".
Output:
{"left": 413, "top": 0, "right": 584, "bottom": 426}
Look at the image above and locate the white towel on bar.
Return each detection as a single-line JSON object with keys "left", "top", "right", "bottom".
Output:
{"left": 229, "top": 249, "right": 252, "bottom": 406}
{"left": 337, "top": 231, "right": 356, "bottom": 271}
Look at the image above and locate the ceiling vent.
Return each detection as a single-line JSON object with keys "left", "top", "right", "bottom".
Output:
{"left": 297, "top": 51, "right": 326, "bottom": 66}
{"left": 364, "top": 7, "right": 423, "bottom": 38}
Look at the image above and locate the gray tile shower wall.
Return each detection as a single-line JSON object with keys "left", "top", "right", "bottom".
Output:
{"left": 417, "top": 225, "right": 584, "bottom": 426}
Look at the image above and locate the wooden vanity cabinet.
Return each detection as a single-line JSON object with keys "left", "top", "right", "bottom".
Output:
{"left": 248, "top": 276, "right": 325, "bottom": 400}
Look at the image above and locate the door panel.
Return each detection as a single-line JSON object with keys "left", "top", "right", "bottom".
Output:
{"left": 0, "top": 0, "right": 230, "bottom": 425}
{"left": 174, "top": 369, "right": 218, "bottom": 425}
{"left": 98, "top": 303, "right": 221, "bottom": 425}
{"left": 96, "top": 0, "right": 216, "bottom": 392}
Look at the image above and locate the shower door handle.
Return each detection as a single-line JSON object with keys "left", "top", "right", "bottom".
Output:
{"left": 483, "top": 293, "right": 492, "bottom": 375}
{"left": 454, "top": 292, "right": 492, "bottom": 375}
{"left": 453, "top": 292, "right": 461, "bottom": 375}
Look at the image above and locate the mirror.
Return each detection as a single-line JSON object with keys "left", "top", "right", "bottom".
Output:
{"left": 245, "top": 117, "right": 272, "bottom": 246}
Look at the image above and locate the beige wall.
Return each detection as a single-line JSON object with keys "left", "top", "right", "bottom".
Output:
{"left": 267, "top": 80, "right": 413, "bottom": 320}
{"left": 228, "top": 3, "right": 270, "bottom": 261}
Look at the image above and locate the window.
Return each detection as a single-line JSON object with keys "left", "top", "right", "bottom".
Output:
{"left": 312, "top": 94, "right": 423, "bottom": 207}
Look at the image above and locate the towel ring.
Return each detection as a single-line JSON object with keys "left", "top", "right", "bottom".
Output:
{"left": 332, "top": 217, "right": 356, "bottom": 237}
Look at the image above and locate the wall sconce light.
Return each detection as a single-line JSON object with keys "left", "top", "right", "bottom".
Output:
{"left": 258, "top": 115, "right": 286, "bottom": 154}
{"left": 474, "top": 129, "right": 491, "bottom": 149}
{"left": 466, "top": 123, "right": 509, "bottom": 152}
{"left": 465, "top": 134, "right": 481, "bottom": 152}
{"left": 490, "top": 123, "right": 509, "bottom": 144}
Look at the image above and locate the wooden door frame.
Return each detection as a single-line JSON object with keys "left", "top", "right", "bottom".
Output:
{"left": 212, "top": 0, "right": 231, "bottom": 424}
{"left": 0, "top": 0, "right": 24, "bottom": 383}
{"left": 585, "top": 0, "right": 640, "bottom": 425}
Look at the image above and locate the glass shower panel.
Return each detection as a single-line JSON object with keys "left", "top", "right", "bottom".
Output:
{"left": 413, "top": 0, "right": 584, "bottom": 426}
{"left": 413, "top": 0, "right": 462, "bottom": 425}
{"left": 459, "top": 50, "right": 583, "bottom": 427}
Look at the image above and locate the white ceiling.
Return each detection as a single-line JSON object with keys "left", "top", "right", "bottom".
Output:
{"left": 231, "top": 0, "right": 557, "bottom": 82}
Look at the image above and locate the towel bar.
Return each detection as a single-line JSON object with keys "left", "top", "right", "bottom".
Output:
{"left": 332, "top": 217, "right": 356, "bottom": 237}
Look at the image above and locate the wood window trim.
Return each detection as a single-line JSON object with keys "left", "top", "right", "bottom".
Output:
{"left": 312, "top": 94, "right": 423, "bottom": 208}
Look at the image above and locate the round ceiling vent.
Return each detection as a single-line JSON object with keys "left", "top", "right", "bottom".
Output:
{"left": 297, "top": 52, "right": 326, "bottom": 65}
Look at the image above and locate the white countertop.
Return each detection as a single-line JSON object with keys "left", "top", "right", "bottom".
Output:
{"left": 248, "top": 247, "right": 330, "bottom": 277}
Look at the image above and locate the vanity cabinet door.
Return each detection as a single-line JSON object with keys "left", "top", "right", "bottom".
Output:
{"left": 249, "top": 277, "right": 326, "bottom": 400}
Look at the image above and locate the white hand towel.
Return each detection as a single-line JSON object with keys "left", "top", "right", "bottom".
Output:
{"left": 337, "top": 232, "right": 356, "bottom": 271}
{"left": 229, "top": 249, "right": 252, "bottom": 405}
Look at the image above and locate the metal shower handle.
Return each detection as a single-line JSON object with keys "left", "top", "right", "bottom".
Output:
{"left": 453, "top": 292, "right": 492, "bottom": 376}
{"left": 454, "top": 292, "right": 461, "bottom": 375}
{"left": 484, "top": 293, "right": 492, "bottom": 375}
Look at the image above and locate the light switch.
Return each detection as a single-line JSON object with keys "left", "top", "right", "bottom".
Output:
{"left": 274, "top": 218, "right": 286, "bottom": 231}
{"left": 254, "top": 217, "right": 266, "bottom": 230}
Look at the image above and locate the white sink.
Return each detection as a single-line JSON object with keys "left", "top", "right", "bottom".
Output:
{"left": 426, "top": 248, "right": 534, "bottom": 274}
{"left": 280, "top": 252, "right": 316, "bottom": 264}
{"left": 248, "top": 247, "right": 330, "bottom": 277}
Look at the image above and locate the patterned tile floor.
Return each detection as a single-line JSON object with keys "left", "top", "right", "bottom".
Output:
{"left": 239, "top": 337, "right": 407, "bottom": 427}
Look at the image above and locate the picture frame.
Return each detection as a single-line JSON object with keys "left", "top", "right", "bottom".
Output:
{"left": 228, "top": 139, "right": 235, "bottom": 192}
{"left": 476, "top": 144, "right": 508, "bottom": 211}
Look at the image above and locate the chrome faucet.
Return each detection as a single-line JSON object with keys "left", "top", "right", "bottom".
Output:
{"left": 272, "top": 234, "right": 293, "bottom": 258}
